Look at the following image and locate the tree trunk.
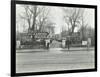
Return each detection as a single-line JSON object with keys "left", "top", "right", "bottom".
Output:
{"left": 32, "top": 6, "right": 37, "bottom": 31}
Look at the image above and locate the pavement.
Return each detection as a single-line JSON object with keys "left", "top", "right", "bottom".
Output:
{"left": 16, "top": 47, "right": 94, "bottom": 53}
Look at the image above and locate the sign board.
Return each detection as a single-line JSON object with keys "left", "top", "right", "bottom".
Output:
{"left": 20, "top": 32, "right": 49, "bottom": 39}
{"left": 34, "top": 33, "right": 48, "bottom": 38}
{"left": 82, "top": 41, "right": 87, "bottom": 45}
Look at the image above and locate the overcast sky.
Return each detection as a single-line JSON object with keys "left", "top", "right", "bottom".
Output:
{"left": 16, "top": 4, "right": 95, "bottom": 34}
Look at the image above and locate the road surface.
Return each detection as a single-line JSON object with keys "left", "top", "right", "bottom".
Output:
{"left": 16, "top": 49, "right": 95, "bottom": 73}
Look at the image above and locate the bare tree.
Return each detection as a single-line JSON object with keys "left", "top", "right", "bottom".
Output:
{"left": 19, "top": 5, "right": 32, "bottom": 31}
{"left": 63, "top": 8, "right": 84, "bottom": 35}
{"left": 18, "top": 5, "right": 50, "bottom": 32}
{"left": 28, "top": 5, "right": 38, "bottom": 31}
{"left": 79, "top": 14, "right": 88, "bottom": 40}
{"left": 36, "top": 7, "right": 50, "bottom": 31}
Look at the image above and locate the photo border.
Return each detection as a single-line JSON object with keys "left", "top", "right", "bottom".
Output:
{"left": 11, "top": 0, "right": 97, "bottom": 76}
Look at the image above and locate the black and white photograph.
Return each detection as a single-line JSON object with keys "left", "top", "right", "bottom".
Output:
{"left": 13, "top": 1, "right": 97, "bottom": 75}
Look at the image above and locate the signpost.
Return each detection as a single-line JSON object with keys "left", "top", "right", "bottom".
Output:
{"left": 87, "top": 38, "right": 91, "bottom": 51}
{"left": 62, "top": 39, "right": 66, "bottom": 48}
